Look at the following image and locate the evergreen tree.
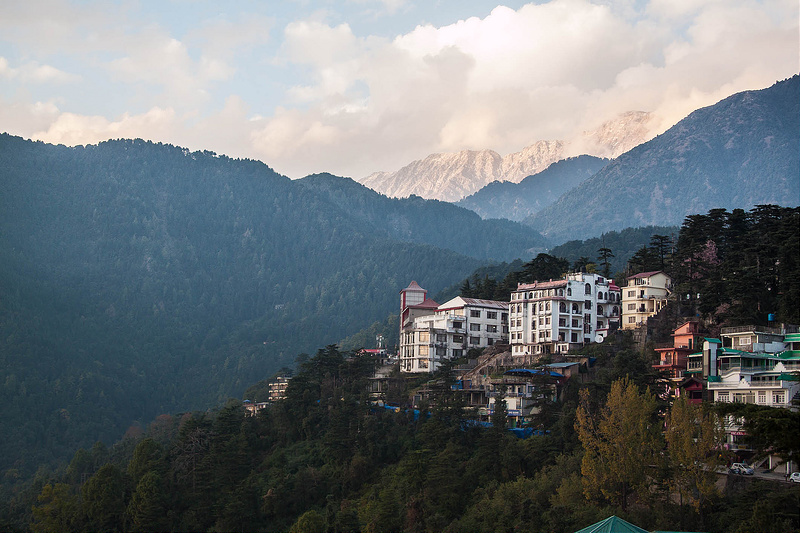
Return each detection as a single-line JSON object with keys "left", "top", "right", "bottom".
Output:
{"left": 597, "top": 247, "right": 614, "bottom": 278}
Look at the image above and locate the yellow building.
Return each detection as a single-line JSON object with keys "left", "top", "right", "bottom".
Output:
{"left": 621, "top": 271, "right": 671, "bottom": 329}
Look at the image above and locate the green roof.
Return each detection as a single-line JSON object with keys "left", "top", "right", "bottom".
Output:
{"left": 779, "top": 350, "right": 800, "bottom": 360}
{"left": 708, "top": 375, "right": 721, "bottom": 382}
{"left": 778, "top": 373, "right": 800, "bottom": 381}
{"left": 574, "top": 516, "right": 649, "bottom": 533}
{"left": 705, "top": 338, "right": 722, "bottom": 344}
{"left": 784, "top": 333, "right": 800, "bottom": 343}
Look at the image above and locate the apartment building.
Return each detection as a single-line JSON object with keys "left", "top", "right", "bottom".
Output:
{"left": 509, "top": 272, "right": 621, "bottom": 357}
{"left": 621, "top": 271, "right": 672, "bottom": 329}
{"left": 399, "top": 289, "right": 509, "bottom": 373}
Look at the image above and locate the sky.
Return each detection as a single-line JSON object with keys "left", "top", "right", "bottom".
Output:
{"left": 1, "top": 0, "right": 797, "bottom": 179}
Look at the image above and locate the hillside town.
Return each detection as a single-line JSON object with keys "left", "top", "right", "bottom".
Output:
{"left": 258, "top": 270, "right": 800, "bottom": 478}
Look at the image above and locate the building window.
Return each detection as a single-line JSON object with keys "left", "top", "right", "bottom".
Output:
{"left": 470, "top": 310, "right": 481, "bottom": 318}
{"left": 627, "top": 303, "right": 636, "bottom": 310}
{"left": 453, "top": 335, "right": 464, "bottom": 344}
{"left": 419, "top": 346, "right": 429, "bottom": 356}
{"left": 758, "top": 391, "right": 766, "bottom": 404}
{"left": 435, "top": 346, "right": 446, "bottom": 356}
{"left": 627, "top": 290, "right": 635, "bottom": 297}
{"left": 419, "top": 331, "right": 430, "bottom": 342}
{"left": 487, "top": 324, "right": 497, "bottom": 333}
{"left": 717, "top": 392, "right": 729, "bottom": 402}
{"left": 560, "top": 302, "right": 567, "bottom": 313}
{"left": 585, "top": 283, "right": 591, "bottom": 295}
{"left": 452, "top": 349, "right": 463, "bottom": 358}
{"left": 436, "top": 334, "right": 446, "bottom": 342}
{"left": 628, "top": 317, "right": 636, "bottom": 323}
{"left": 469, "top": 336, "right": 480, "bottom": 345}
{"left": 487, "top": 311, "right": 497, "bottom": 319}
{"left": 470, "top": 323, "right": 481, "bottom": 331}
{"left": 567, "top": 288, "right": 572, "bottom": 296}
{"left": 773, "top": 392, "right": 785, "bottom": 404}
{"left": 571, "top": 332, "right": 578, "bottom": 342}
{"left": 453, "top": 321, "right": 463, "bottom": 329}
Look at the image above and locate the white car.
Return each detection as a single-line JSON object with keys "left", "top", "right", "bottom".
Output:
{"left": 790, "top": 472, "right": 800, "bottom": 483}
{"left": 730, "top": 463, "right": 754, "bottom": 475}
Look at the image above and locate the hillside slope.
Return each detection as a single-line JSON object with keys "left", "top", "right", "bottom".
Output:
{"left": 456, "top": 155, "right": 608, "bottom": 221}
{"left": 0, "top": 135, "right": 537, "bottom": 474}
{"left": 298, "top": 173, "right": 549, "bottom": 260}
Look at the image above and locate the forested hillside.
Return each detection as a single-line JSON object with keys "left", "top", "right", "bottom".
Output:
{"left": 0, "top": 134, "right": 544, "bottom": 476}
{"left": 298, "top": 173, "right": 549, "bottom": 261}
{"left": 455, "top": 155, "right": 608, "bottom": 221}
{"left": 12, "top": 344, "right": 799, "bottom": 533}
{"left": 549, "top": 225, "right": 679, "bottom": 275}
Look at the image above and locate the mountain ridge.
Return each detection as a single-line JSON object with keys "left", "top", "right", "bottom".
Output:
{"left": 524, "top": 75, "right": 800, "bottom": 243}
{"left": 455, "top": 155, "right": 608, "bottom": 221}
{"left": 359, "top": 112, "right": 654, "bottom": 202}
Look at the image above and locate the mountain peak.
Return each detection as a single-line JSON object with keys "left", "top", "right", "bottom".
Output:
{"left": 358, "top": 111, "right": 654, "bottom": 202}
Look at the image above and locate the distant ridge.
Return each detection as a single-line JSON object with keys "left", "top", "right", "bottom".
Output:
{"left": 524, "top": 75, "right": 800, "bottom": 243}
{"left": 456, "top": 155, "right": 608, "bottom": 221}
{"left": 358, "top": 111, "right": 654, "bottom": 202}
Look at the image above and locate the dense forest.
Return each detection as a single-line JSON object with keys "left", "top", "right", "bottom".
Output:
{"left": 6, "top": 342, "right": 798, "bottom": 533}
{"left": 0, "top": 134, "right": 550, "bottom": 478}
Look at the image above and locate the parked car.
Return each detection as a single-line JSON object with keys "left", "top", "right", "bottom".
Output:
{"left": 730, "top": 463, "right": 754, "bottom": 475}
{"left": 790, "top": 472, "right": 800, "bottom": 483}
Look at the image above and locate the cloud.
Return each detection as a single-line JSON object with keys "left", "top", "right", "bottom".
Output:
{"left": 33, "top": 107, "right": 178, "bottom": 147}
{"left": 1, "top": 0, "right": 797, "bottom": 180}
{"left": 0, "top": 57, "right": 80, "bottom": 84}
{"left": 246, "top": 0, "right": 797, "bottom": 178}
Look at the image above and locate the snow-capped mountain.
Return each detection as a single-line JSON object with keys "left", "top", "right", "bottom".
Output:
{"left": 358, "top": 112, "right": 654, "bottom": 202}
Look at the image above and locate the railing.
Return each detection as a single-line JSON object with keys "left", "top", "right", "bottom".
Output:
{"left": 721, "top": 324, "right": 799, "bottom": 335}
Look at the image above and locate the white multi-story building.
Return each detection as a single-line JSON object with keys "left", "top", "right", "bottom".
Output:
{"left": 399, "top": 291, "right": 509, "bottom": 373}
{"left": 621, "top": 271, "right": 672, "bottom": 329}
{"left": 509, "top": 273, "right": 621, "bottom": 357}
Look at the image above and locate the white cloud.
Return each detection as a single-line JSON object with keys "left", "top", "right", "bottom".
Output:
{"left": 0, "top": 56, "right": 80, "bottom": 83}
{"left": 244, "top": 0, "right": 797, "bottom": 178}
{"left": 0, "top": 0, "right": 796, "bottom": 180}
{"left": 33, "top": 107, "right": 178, "bottom": 147}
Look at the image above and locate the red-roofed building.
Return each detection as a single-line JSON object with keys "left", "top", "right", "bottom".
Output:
{"left": 621, "top": 271, "right": 672, "bottom": 329}
{"left": 399, "top": 286, "right": 509, "bottom": 373}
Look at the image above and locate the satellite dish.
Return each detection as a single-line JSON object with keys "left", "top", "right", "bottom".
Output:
{"left": 595, "top": 334, "right": 604, "bottom": 343}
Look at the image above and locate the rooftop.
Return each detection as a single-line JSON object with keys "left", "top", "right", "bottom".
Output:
{"left": 626, "top": 270, "right": 665, "bottom": 280}
{"left": 516, "top": 279, "right": 569, "bottom": 290}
